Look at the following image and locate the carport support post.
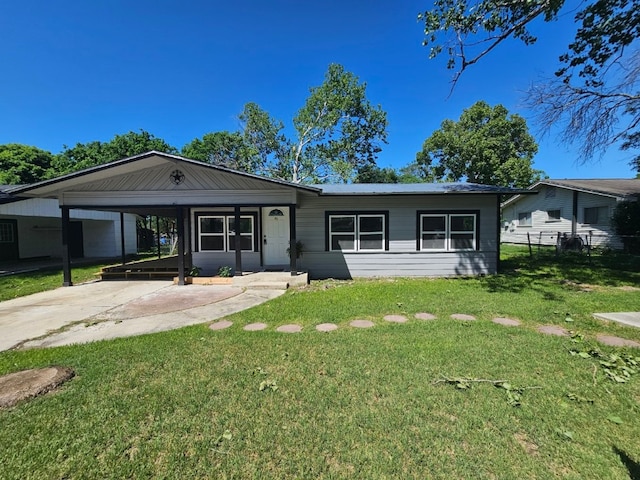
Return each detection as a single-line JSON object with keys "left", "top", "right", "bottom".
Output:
{"left": 120, "top": 212, "right": 126, "bottom": 266}
{"left": 289, "top": 205, "right": 297, "bottom": 276}
{"left": 61, "top": 206, "right": 72, "bottom": 286}
{"left": 234, "top": 206, "right": 242, "bottom": 275}
{"left": 176, "top": 207, "right": 185, "bottom": 285}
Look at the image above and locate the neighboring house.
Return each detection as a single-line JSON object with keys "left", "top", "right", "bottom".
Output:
{"left": 501, "top": 179, "right": 640, "bottom": 249}
{"left": 0, "top": 185, "right": 137, "bottom": 263}
{"left": 10, "top": 152, "right": 531, "bottom": 285}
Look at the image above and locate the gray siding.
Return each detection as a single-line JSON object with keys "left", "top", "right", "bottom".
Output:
{"left": 296, "top": 194, "right": 498, "bottom": 278}
{"left": 501, "top": 186, "right": 622, "bottom": 248}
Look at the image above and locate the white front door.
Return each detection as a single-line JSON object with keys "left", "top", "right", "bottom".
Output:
{"left": 262, "top": 207, "right": 290, "bottom": 266}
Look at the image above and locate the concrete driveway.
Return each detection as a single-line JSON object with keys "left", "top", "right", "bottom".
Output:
{"left": 0, "top": 281, "right": 284, "bottom": 351}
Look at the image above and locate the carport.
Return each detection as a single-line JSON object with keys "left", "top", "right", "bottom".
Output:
{"left": 10, "top": 151, "right": 318, "bottom": 286}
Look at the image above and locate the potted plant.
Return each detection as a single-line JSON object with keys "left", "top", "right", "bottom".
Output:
{"left": 286, "top": 240, "right": 304, "bottom": 259}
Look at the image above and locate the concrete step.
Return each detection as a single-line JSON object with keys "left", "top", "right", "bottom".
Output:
{"left": 242, "top": 281, "right": 290, "bottom": 290}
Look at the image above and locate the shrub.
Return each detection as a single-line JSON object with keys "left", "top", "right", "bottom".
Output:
{"left": 611, "top": 197, "right": 640, "bottom": 254}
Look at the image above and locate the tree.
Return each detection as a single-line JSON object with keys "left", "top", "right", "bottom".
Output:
{"left": 414, "top": 101, "right": 543, "bottom": 188}
{"left": 53, "top": 130, "right": 177, "bottom": 175}
{"left": 418, "top": 0, "right": 640, "bottom": 171}
{"left": 0, "top": 144, "right": 55, "bottom": 184}
{"left": 611, "top": 198, "right": 640, "bottom": 253}
{"left": 182, "top": 131, "right": 257, "bottom": 172}
{"left": 229, "top": 65, "right": 387, "bottom": 184}
{"left": 354, "top": 164, "right": 399, "bottom": 183}
{"left": 286, "top": 63, "right": 388, "bottom": 183}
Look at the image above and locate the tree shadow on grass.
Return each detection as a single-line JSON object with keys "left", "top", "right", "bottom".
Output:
{"left": 484, "top": 249, "right": 640, "bottom": 294}
{"left": 613, "top": 446, "right": 640, "bottom": 480}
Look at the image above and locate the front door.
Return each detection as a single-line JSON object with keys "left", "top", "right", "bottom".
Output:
{"left": 262, "top": 207, "right": 290, "bottom": 267}
{"left": 0, "top": 219, "right": 19, "bottom": 262}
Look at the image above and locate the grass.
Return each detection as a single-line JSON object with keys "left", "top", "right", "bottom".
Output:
{"left": 1, "top": 246, "right": 640, "bottom": 478}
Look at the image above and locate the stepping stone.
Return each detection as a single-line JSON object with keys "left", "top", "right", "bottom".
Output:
{"left": 596, "top": 335, "right": 640, "bottom": 348}
{"left": 415, "top": 313, "right": 437, "bottom": 321}
{"left": 244, "top": 322, "right": 268, "bottom": 331}
{"left": 276, "top": 324, "right": 302, "bottom": 333}
{"left": 209, "top": 320, "right": 233, "bottom": 331}
{"left": 383, "top": 314, "right": 408, "bottom": 323}
{"left": 350, "top": 320, "right": 375, "bottom": 328}
{"left": 316, "top": 323, "right": 338, "bottom": 332}
{"left": 492, "top": 317, "right": 521, "bottom": 327}
{"left": 451, "top": 314, "right": 476, "bottom": 321}
{"left": 537, "top": 325, "right": 569, "bottom": 336}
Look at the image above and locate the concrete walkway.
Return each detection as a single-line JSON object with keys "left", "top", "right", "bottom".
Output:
{"left": 0, "top": 281, "right": 284, "bottom": 351}
{"left": 593, "top": 312, "right": 640, "bottom": 329}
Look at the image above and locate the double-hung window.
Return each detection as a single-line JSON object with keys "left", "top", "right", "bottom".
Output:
{"left": 197, "top": 214, "right": 255, "bottom": 252}
{"left": 583, "top": 206, "right": 609, "bottom": 225}
{"left": 418, "top": 211, "right": 478, "bottom": 251}
{"left": 327, "top": 212, "right": 388, "bottom": 252}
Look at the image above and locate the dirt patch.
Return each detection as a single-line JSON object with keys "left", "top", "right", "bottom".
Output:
{"left": 514, "top": 432, "right": 539, "bottom": 456}
{"left": 0, "top": 366, "right": 74, "bottom": 408}
{"left": 618, "top": 285, "right": 640, "bottom": 292}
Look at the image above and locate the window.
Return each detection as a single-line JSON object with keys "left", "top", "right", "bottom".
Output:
{"left": 197, "top": 214, "right": 255, "bottom": 252}
{"left": 546, "top": 209, "right": 561, "bottom": 222}
{"left": 518, "top": 211, "right": 532, "bottom": 227}
{"left": 0, "top": 222, "right": 14, "bottom": 243}
{"left": 326, "top": 212, "right": 388, "bottom": 252}
{"left": 584, "top": 206, "right": 609, "bottom": 225}
{"left": 418, "top": 212, "right": 478, "bottom": 251}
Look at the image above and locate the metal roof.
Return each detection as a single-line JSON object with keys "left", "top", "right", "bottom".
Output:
{"left": 501, "top": 178, "right": 640, "bottom": 207}
{"left": 539, "top": 179, "right": 640, "bottom": 198}
{"left": 316, "top": 182, "right": 533, "bottom": 195}
{"left": 0, "top": 185, "right": 26, "bottom": 205}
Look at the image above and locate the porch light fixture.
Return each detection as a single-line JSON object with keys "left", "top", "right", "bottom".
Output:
{"left": 268, "top": 209, "right": 284, "bottom": 217}
{"left": 170, "top": 169, "right": 185, "bottom": 185}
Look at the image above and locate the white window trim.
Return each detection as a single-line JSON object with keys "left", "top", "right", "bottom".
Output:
{"left": 419, "top": 213, "right": 477, "bottom": 252}
{"left": 328, "top": 214, "right": 386, "bottom": 252}
{"left": 198, "top": 215, "right": 255, "bottom": 252}
{"left": 420, "top": 214, "right": 448, "bottom": 252}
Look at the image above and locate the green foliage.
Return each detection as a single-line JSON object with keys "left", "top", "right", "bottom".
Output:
{"left": 53, "top": 130, "right": 177, "bottom": 175}
{"left": 181, "top": 131, "right": 257, "bottom": 172}
{"left": 0, "top": 144, "right": 55, "bottom": 184}
{"left": 354, "top": 164, "right": 399, "bottom": 183}
{"left": 418, "top": 0, "right": 640, "bottom": 170}
{"left": 182, "top": 66, "right": 387, "bottom": 184}
{"left": 611, "top": 198, "right": 640, "bottom": 253}
{"left": 287, "top": 63, "right": 388, "bottom": 183}
{"left": 217, "top": 266, "right": 232, "bottom": 277}
{"left": 569, "top": 346, "right": 640, "bottom": 383}
{"left": 415, "top": 101, "right": 543, "bottom": 187}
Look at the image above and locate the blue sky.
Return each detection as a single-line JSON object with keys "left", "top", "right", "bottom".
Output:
{"left": 0, "top": 0, "right": 636, "bottom": 179}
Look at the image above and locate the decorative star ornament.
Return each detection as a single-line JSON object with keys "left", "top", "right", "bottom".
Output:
{"left": 170, "top": 169, "right": 185, "bottom": 185}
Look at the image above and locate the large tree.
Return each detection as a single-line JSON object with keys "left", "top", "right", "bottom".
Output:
{"left": 182, "top": 131, "right": 257, "bottom": 172}
{"left": 0, "top": 144, "right": 55, "bottom": 184}
{"left": 414, "top": 101, "right": 543, "bottom": 187}
{"left": 53, "top": 130, "right": 177, "bottom": 175}
{"left": 419, "top": 0, "right": 640, "bottom": 171}
{"left": 183, "top": 65, "right": 388, "bottom": 184}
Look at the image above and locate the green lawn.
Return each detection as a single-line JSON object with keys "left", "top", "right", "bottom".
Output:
{"left": 1, "top": 247, "right": 639, "bottom": 479}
